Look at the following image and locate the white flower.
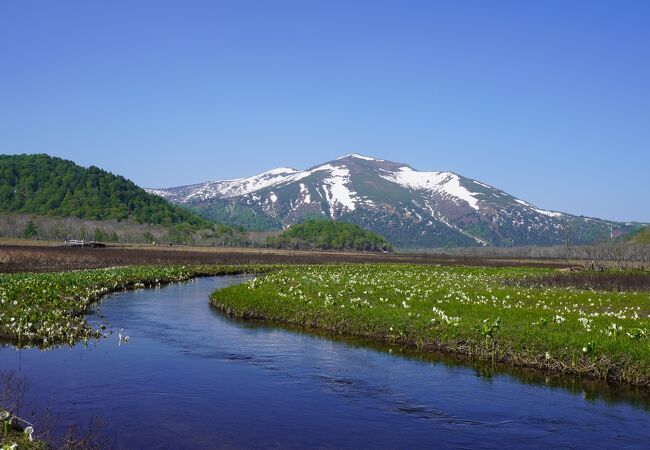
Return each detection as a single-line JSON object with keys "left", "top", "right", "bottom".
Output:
{"left": 24, "top": 425, "right": 34, "bottom": 441}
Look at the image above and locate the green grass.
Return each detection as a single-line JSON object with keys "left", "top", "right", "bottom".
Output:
{"left": 0, "top": 265, "right": 271, "bottom": 347}
{"left": 211, "top": 264, "right": 650, "bottom": 385}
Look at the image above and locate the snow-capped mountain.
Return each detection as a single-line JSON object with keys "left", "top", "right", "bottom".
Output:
{"left": 147, "top": 154, "right": 639, "bottom": 248}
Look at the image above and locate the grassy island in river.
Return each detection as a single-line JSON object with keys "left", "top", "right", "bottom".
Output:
{"left": 211, "top": 264, "right": 650, "bottom": 386}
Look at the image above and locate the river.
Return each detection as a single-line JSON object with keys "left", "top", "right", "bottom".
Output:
{"left": 1, "top": 275, "right": 649, "bottom": 449}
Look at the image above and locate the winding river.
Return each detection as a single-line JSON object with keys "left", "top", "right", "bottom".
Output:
{"left": 1, "top": 275, "right": 650, "bottom": 449}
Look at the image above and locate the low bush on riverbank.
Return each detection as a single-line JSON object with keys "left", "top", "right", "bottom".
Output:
{"left": 211, "top": 264, "right": 650, "bottom": 385}
{"left": 0, "top": 265, "right": 270, "bottom": 347}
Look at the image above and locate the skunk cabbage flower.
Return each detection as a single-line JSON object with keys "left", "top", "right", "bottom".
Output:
{"left": 24, "top": 425, "right": 34, "bottom": 441}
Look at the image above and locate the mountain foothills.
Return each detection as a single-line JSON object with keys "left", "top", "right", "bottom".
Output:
{"left": 148, "top": 154, "right": 642, "bottom": 248}
{"left": 629, "top": 227, "right": 650, "bottom": 244}
{"left": 0, "top": 154, "right": 208, "bottom": 227}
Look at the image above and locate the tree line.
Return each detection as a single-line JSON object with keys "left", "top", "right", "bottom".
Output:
{"left": 265, "top": 220, "right": 393, "bottom": 252}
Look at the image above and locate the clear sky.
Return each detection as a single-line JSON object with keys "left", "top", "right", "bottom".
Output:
{"left": 1, "top": 1, "right": 648, "bottom": 222}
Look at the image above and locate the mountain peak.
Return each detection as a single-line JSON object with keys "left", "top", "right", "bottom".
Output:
{"left": 335, "top": 153, "right": 384, "bottom": 162}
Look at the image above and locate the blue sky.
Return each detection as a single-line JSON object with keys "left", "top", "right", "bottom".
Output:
{"left": 1, "top": 1, "right": 648, "bottom": 222}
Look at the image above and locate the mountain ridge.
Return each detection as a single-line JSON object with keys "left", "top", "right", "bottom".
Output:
{"left": 147, "top": 153, "right": 643, "bottom": 248}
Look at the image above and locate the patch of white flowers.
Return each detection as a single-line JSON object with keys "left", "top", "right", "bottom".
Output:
{"left": 578, "top": 317, "right": 592, "bottom": 332}
{"left": 552, "top": 315, "right": 566, "bottom": 324}
{"left": 431, "top": 306, "right": 460, "bottom": 326}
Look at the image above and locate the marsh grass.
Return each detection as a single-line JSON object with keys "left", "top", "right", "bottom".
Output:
{"left": 211, "top": 264, "right": 650, "bottom": 385}
{"left": 509, "top": 271, "right": 650, "bottom": 292}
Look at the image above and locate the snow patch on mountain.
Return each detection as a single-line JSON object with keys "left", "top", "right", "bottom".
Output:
{"left": 380, "top": 167, "right": 480, "bottom": 210}
{"left": 473, "top": 181, "right": 492, "bottom": 189}
{"left": 336, "top": 153, "right": 384, "bottom": 162}
{"left": 312, "top": 164, "right": 358, "bottom": 217}
{"left": 214, "top": 168, "right": 306, "bottom": 199}
{"left": 299, "top": 183, "right": 311, "bottom": 204}
{"left": 182, "top": 183, "right": 223, "bottom": 202}
{"left": 514, "top": 199, "right": 564, "bottom": 218}
{"left": 146, "top": 188, "right": 174, "bottom": 199}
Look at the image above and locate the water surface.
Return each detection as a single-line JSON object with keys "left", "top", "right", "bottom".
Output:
{"left": 1, "top": 276, "right": 649, "bottom": 449}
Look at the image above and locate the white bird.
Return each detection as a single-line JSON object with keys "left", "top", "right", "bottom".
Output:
{"left": 118, "top": 328, "right": 124, "bottom": 345}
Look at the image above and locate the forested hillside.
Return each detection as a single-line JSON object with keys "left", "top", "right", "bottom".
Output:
{"left": 265, "top": 220, "right": 393, "bottom": 252}
{"left": 0, "top": 154, "right": 208, "bottom": 227}
{"left": 628, "top": 227, "right": 650, "bottom": 244}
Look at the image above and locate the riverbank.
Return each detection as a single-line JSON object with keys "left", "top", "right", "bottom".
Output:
{"left": 1, "top": 429, "right": 45, "bottom": 450}
{"left": 1, "top": 410, "right": 46, "bottom": 450}
{"left": 0, "top": 265, "right": 271, "bottom": 347}
{"left": 211, "top": 264, "right": 650, "bottom": 386}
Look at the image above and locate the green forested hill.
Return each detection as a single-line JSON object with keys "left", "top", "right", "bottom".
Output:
{"left": 628, "top": 227, "right": 650, "bottom": 244}
{"left": 265, "top": 220, "right": 393, "bottom": 252}
{"left": 0, "top": 154, "right": 209, "bottom": 227}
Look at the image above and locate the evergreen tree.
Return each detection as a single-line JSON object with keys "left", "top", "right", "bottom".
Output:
{"left": 22, "top": 220, "right": 38, "bottom": 239}
{"left": 93, "top": 227, "right": 107, "bottom": 242}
